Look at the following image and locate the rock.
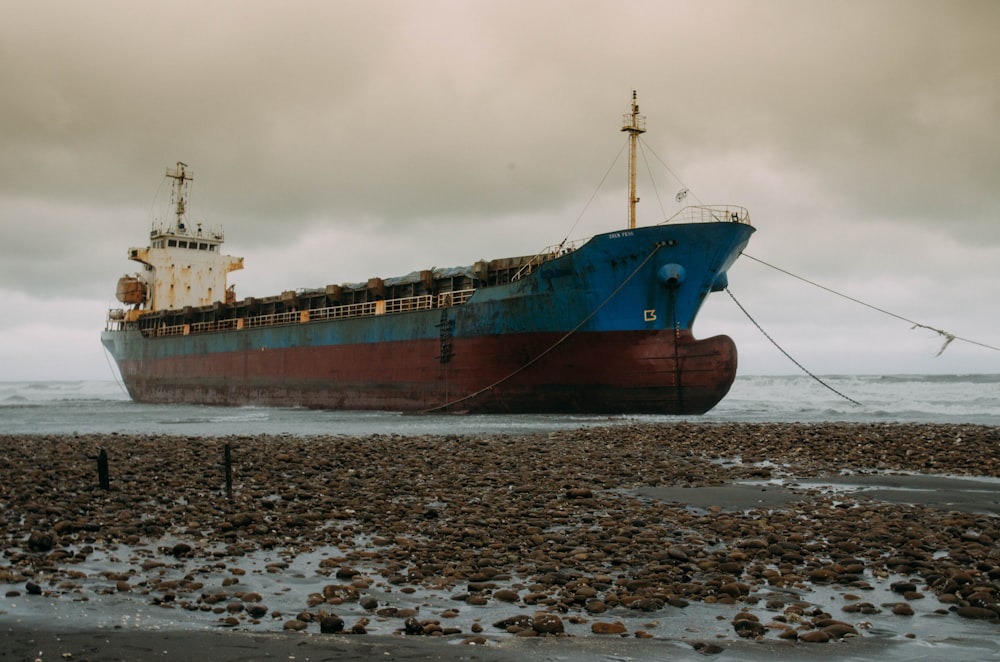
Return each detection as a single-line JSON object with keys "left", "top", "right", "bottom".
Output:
{"left": 628, "top": 597, "right": 662, "bottom": 611}
{"left": 691, "top": 641, "right": 725, "bottom": 654}
{"left": 493, "top": 589, "right": 519, "bottom": 602}
{"left": 888, "top": 602, "right": 915, "bottom": 616}
{"left": 955, "top": 606, "right": 999, "bottom": 620}
{"left": 228, "top": 513, "right": 253, "bottom": 529}
{"left": 283, "top": 619, "right": 307, "bottom": 631}
{"left": 666, "top": 547, "right": 689, "bottom": 562}
{"left": 493, "top": 615, "right": 533, "bottom": 631}
{"left": 25, "top": 581, "right": 42, "bottom": 595}
{"left": 842, "top": 600, "right": 882, "bottom": 614}
{"left": 322, "top": 584, "right": 358, "bottom": 602}
{"left": 403, "top": 616, "right": 423, "bottom": 635}
{"left": 719, "top": 582, "right": 747, "bottom": 597}
{"left": 247, "top": 604, "right": 269, "bottom": 618}
{"left": 822, "top": 622, "right": 858, "bottom": 638}
{"left": 591, "top": 621, "right": 627, "bottom": 635}
{"left": 532, "top": 613, "right": 564, "bottom": 635}
{"left": 733, "top": 618, "right": 765, "bottom": 639}
{"left": 798, "top": 630, "right": 831, "bottom": 643}
{"left": 27, "top": 532, "right": 54, "bottom": 552}
{"left": 52, "top": 520, "right": 76, "bottom": 535}
{"left": 808, "top": 568, "right": 837, "bottom": 583}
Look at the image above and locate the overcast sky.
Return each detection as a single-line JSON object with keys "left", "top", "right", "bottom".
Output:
{"left": 1, "top": 0, "right": 998, "bottom": 382}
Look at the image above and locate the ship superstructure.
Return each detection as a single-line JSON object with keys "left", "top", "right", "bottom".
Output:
{"left": 112, "top": 163, "right": 243, "bottom": 325}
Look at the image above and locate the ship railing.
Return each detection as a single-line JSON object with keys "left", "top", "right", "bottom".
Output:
{"left": 305, "top": 290, "right": 476, "bottom": 320}
{"left": 154, "top": 324, "right": 187, "bottom": 337}
{"left": 307, "top": 301, "right": 379, "bottom": 322}
{"left": 662, "top": 205, "right": 751, "bottom": 225}
{"left": 130, "top": 287, "right": 478, "bottom": 338}
{"left": 437, "top": 289, "right": 475, "bottom": 307}
{"left": 191, "top": 318, "right": 242, "bottom": 334}
{"left": 511, "top": 240, "right": 584, "bottom": 281}
{"left": 383, "top": 294, "right": 435, "bottom": 314}
{"left": 245, "top": 311, "right": 301, "bottom": 328}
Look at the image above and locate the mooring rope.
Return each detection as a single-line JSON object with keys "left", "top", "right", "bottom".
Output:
{"left": 102, "top": 299, "right": 131, "bottom": 398}
{"left": 102, "top": 344, "right": 130, "bottom": 398}
{"left": 726, "top": 288, "right": 863, "bottom": 406}
{"left": 743, "top": 253, "right": 999, "bottom": 355}
{"left": 418, "top": 243, "right": 663, "bottom": 414}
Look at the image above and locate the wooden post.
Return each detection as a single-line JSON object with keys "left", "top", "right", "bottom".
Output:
{"left": 224, "top": 443, "right": 233, "bottom": 500}
{"left": 97, "top": 449, "right": 110, "bottom": 491}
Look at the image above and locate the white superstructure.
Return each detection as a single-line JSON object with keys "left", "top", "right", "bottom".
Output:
{"left": 115, "top": 163, "right": 243, "bottom": 321}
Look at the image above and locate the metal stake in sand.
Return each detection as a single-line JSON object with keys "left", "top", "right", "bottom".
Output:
{"left": 97, "top": 448, "right": 110, "bottom": 491}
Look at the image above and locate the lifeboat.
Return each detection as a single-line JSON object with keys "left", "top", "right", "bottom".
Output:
{"left": 116, "top": 275, "right": 146, "bottom": 305}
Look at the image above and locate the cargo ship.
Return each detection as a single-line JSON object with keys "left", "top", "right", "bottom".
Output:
{"left": 102, "top": 94, "right": 755, "bottom": 414}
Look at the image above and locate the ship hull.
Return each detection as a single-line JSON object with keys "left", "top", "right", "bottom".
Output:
{"left": 102, "top": 328, "right": 737, "bottom": 414}
{"left": 103, "top": 221, "right": 754, "bottom": 414}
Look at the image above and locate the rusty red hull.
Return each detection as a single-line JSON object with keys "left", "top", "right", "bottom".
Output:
{"left": 109, "top": 329, "right": 738, "bottom": 414}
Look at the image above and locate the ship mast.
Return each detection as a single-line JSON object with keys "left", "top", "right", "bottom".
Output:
{"left": 620, "top": 90, "right": 646, "bottom": 230}
{"left": 166, "top": 162, "right": 193, "bottom": 233}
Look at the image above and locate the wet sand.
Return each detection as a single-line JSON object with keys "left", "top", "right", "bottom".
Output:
{"left": 1, "top": 423, "right": 997, "bottom": 660}
{"left": 1, "top": 622, "right": 962, "bottom": 662}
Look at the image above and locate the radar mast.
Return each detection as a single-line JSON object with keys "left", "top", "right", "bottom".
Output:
{"left": 165, "top": 162, "right": 193, "bottom": 233}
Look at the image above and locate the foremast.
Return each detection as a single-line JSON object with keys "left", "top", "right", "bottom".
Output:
{"left": 620, "top": 90, "right": 646, "bottom": 230}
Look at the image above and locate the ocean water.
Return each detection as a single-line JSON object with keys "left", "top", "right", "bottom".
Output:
{"left": 0, "top": 374, "right": 996, "bottom": 437}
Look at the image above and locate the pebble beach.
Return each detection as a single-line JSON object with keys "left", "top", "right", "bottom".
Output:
{"left": 2, "top": 422, "right": 998, "bottom": 660}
